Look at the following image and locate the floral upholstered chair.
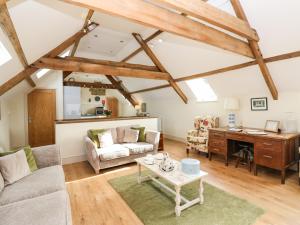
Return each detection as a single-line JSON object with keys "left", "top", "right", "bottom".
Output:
{"left": 186, "top": 116, "right": 219, "bottom": 155}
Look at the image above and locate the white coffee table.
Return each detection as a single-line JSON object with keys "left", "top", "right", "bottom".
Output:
{"left": 135, "top": 155, "right": 208, "bottom": 216}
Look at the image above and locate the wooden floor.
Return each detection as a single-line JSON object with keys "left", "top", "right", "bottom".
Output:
{"left": 63, "top": 139, "right": 300, "bottom": 225}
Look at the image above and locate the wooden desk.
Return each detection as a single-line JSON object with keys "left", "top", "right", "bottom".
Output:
{"left": 208, "top": 128, "right": 300, "bottom": 184}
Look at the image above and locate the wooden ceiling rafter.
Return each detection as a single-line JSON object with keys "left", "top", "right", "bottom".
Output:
{"left": 32, "top": 57, "right": 170, "bottom": 80}
{"left": 0, "top": 1, "right": 35, "bottom": 87}
{"left": 62, "top": 0, "right": 254, "bottom": 58}
{"left": 64, "top": 9, "right": 95, "bottom": 80}
{"left": 63, "top": 81, "right": 118, "bottom": 89}
{"left": 132, "top": 32, "right": 188, "bottom": 104}
{"left": 0, "top": 22, "right": 98, "bottom": 96}
{"left": 230, "top": 0, "right": 278, "bottom": 100}
{"left": 129, "top": 50, "right": 300, "bottom": 94}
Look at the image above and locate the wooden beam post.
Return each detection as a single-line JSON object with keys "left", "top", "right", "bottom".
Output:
{"left": 0, "top": 1, "right": 35, "bottom": 87}
{"left": 230, "top": 0, "right": 278, "bottom": 100}
{"left": 132, "top": 33, "right": 188, "bottom": 104}
{"left": 0, "top": 22, "right": 98, "bottom": 96}
{"left": 32, "top": 57, "right": 170, "bottom": 80}
{"left": 105, "top": 75, "right": 139, "bottom": 107}
{"left": 69, "top": 9, "right": 94, "bottom": 57}
{"left": 129, "top": 50, "right": 300, "bottom": 94}
{"left": 62, "top": 0, "right": 254, "bottom": 58}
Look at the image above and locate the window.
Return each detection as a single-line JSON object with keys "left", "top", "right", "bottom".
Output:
{"left": 186, "top": 78, "right": 218, "bottom": 102}
{"left": 0, "top": 41, "right": 12, "bottom": 66}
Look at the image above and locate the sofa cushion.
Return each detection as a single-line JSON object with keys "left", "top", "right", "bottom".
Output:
{"left": 98, "top": 130, "right": 114, "bottom": 148}
{"left": 97, "top": 144, "right": 130, "bottom": 161}
{"left": 0, "top": 172, "right": 4, "bottom": 192}
{"left": 131, "top": 127, "right": 146, "bottom": 142}
{"left": 0, "top": 150, "right": 31, "bottom": 186}
{"left": 122, "top": 142, "right": 154, "bottom": 154}
{"left": 123, "top": 129, "right": 139, "bottom": 143}
{"left": 0, "top": 190, "right": 71, "bottom": 225}
{"left": 87, "top": 129, "right": 107, "bottom": 148}
{"left": 0, "top": 165, "right": 65, "bottom": 206}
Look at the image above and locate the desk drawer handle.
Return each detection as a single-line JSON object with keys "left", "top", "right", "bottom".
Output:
{"left": 213, "top": 148, "right": 220, "bottom": 152}
{"left": 263, "top": 155, "right": 273, "bottom": 159}
{"left": 263, "top": 142, "right": 273, "bottom": 146}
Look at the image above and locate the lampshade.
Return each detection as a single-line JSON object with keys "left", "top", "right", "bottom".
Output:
{"left": 224, "top": 97, "right": 239, "bottom": 110}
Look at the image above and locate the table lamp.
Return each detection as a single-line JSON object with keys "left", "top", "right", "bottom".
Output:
{"left": 224, "top": 97, "right": 239, "bottom": 128}
{"left": 135, "top": 105, "right": 141, "bottom": 116}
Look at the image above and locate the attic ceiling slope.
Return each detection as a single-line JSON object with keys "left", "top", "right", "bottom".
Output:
{"left": 0, "top": 1, "right": 35, "bottom": 87}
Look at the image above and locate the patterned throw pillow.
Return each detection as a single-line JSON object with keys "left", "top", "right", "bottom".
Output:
{"left": 131, "top": 127, "right": 146, "bottom": 142}
{"left": 0, "top": 172, "right": 4, "bottom": 192}
{"left": 0, "top": 146, "right": 38, "bottom": 172}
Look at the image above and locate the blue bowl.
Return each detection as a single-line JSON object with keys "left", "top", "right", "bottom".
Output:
{"left": 181, "top": 158, "right": 200, "bottom": 175}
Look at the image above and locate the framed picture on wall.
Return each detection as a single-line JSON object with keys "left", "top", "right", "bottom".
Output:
{"left": 251, "top": 97, "right": 268, "bottom": 111}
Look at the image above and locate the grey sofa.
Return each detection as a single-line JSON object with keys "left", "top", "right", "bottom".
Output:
{"left": 0, "top": 145, "right": 72, "bottom": 225}
{"left": 85, "top": 128, "right": 160, "bottom": 174}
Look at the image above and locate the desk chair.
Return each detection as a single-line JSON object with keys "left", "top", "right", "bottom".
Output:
{"left": 233, "top": 143, "right": 254, "bottom": 172}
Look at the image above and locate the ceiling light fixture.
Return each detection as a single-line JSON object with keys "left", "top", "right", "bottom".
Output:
{"left": 157, "top": 39, "right": 163, "bottom": 43}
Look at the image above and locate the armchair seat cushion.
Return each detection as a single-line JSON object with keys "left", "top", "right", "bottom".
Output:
{"left": 97, "top": 144, "right": 130, "bottom": 161}
{"left": 122, "top": 142, "right": 154, "bottom": 154}
{"left": 0, "top": 165, "right": 65, "bottom": 206}
{"left": 187, "top": 136, "right": 207, "bottom": 143}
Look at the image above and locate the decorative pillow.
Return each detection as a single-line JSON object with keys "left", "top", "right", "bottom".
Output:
{"left": 0, "top": 172, "right": 4, "bottom": 192}
{"left": 98, "top": 130, "right": 114, "bottom": 148}
{"left": 131, "top": 127, "right": 146, "bottom": 142}
{"left": 123, "top": 129, "right": 139, "bottom": 143}
{"left": 0, "top": 150, "right": 31, "bottom": 185}
{"left": 116, "top": 126, "right": 130, "bottom": 143}
{"left": 87, "top": 129, "right": 107, "bottom": 148}
{"left": 0, "top": 146, "right": 38, "bottom": 172}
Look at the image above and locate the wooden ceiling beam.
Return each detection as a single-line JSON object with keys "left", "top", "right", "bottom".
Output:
{"left": 130, "top": 50, "right": 300, "bottom": 94}
{"left": 0, "top": 1, "right": 35, "bottom": 87}
{"left": 105, "top": 75, "right": 139, "bottom": 107}
{"left": 32, "top": 57, "right": 170, "bottom": 80}
{"left": 69, "top": 9, "right": 94, "bottom": 57}
{"left": 132, "top": 33, "right": 188, "bottom": 104}
{"left": 0, "top": 22, "right": 98, "bottom": 96}
{"left": 63, "top": 81, "right": 117, "bottom": 89}
{"left": 62, "top": 0, "right": 254, "bottom": 58}
{"left": 230, "top": 0, "right": 278, "bottom": 100}
{"left": 150, "top": 0, "right": 258, "bottom": 41}
{"left": 65, "top": 56, "right": 160, "bottom": 71}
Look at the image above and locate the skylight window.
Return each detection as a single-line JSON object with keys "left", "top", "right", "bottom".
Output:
{"left": 0, "top": 41, "right": 12, "bottom": 66}
{"left": 186, "top": 78, "right": 218, "bottom": 102}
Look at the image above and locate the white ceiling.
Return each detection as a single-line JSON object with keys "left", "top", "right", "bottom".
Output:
{"left": 0, "top": 0, "right": 300, "bottom": 103}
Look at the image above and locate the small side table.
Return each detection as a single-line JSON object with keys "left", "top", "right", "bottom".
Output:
{"left": 158, "top": 133, "right": 164, "bottom": 151}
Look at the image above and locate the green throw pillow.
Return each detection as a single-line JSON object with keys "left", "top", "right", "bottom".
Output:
{"left": 131, "top": 127, "right": 146, "bottom": 142}
{"left": 87, "top": 129, "right": 107, "bottom": 148}
{"left": 0, "top": 146, "right": 38, "bottom": 172}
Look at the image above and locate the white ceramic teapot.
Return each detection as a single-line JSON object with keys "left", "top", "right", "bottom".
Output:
{"left": 159, "top": 153, "right": 175, "bottom": 172}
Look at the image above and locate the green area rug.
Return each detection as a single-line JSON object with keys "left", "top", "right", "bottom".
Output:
{"left": 109, "top": 172, "right": 264, "bottom": 225}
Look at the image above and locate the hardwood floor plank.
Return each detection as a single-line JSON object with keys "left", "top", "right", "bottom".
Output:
{"left": 63, "top": 139, "right": 300, "bottom": 225}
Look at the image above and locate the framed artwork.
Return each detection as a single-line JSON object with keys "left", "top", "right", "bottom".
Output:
{"left": 264, "top": 120, "right": 280, "bottom": 133}
{"left": 251, "top": 97, "right": 268, "bottom": 111}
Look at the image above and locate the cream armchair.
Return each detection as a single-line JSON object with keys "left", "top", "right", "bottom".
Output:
{"left": 186, "top": 116, "right": 219, "bottom": 155}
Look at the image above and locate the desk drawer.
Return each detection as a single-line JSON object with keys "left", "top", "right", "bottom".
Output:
{"left": 255, "top": 149, "right": 282, "bottom": 169}
{"left": 209, "top": 139, "right": 226, "bottom": 148}
{"left": 209, "top": 131, "right": 225, "bottom": 139}
{"left": 209, "top": 145, "right": 226, "bottom": 154}
{"left": 256, "top": 140, "right": 282, "bottom": 152}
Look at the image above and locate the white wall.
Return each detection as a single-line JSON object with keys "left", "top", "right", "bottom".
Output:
{"left": 0, "top": 99, "right": 10, "bottom": 150}
{"left": 146, "top": 91, "right": 300, "bottom": 141}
